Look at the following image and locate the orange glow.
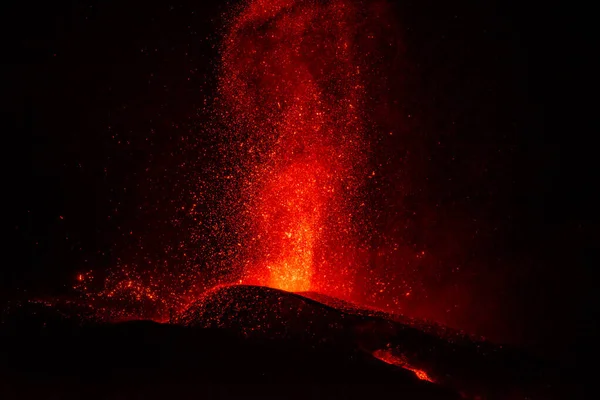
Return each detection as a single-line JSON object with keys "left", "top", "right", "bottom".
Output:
{"left": 252, "top": 160, "right": 329, "bottom": 292}
{"left": 408, "top": 367, "right": 434, "bottom": 382}
{"left": 221, "top": 0, "right": 368, "bottom": 296}
{"left": 267, "top": 215, "right": 317, "bottom": 292}
{"left": 73, "top": 0, "right": 393, "bottom": 322}
{"left": 372, "top": 349, "right": 435, "bottom": 383}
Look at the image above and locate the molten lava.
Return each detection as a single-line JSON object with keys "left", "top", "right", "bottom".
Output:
{"left": 372, "top": 349, "right": 435, "bottom": 383}
{"left": 220, "top": 0, "right": 370, "bottom": 295}
{"left": 73, "top": 0, "right": 393, "bottom": 321}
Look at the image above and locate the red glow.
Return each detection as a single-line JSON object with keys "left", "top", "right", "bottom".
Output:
{"left": 220, "top": 0, "right": 369, "bottom": 296}
{"left": 372, "top": 349, "right": 435, "bottom": 383}
{"left": 73, "top": 0, "right": 395, "bottom": 323}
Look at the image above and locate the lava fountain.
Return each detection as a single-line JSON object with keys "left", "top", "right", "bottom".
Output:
{"left": 72, "top": 0, "right": 393, "bottom": 319}
{"left": 220, "top": 0, "right": 376, "bottom": 295}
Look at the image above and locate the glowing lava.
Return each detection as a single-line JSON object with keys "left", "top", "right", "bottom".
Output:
{"left": 257, "top": 161, "right": 323, "bottom": 292}
{"left": 220, "top": 0, "right": 370, "bottom": 295}
{"left": 73, "top": 0, "right": 393, "bottom": 320}
{"left": 372, "top": 349, "right": 435, "bottom": 383}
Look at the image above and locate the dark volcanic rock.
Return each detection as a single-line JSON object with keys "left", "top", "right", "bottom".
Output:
{"left": 1, "top": 291, "right": 456, "bottom": 399}
{"left": 0, "top": 285, "right": 580, "bottom": 399}
{"left": 179, "top": 285, "right": 579, "bottom": 399}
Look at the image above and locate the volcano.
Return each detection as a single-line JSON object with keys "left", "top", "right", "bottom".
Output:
{"left": 1, "top": 285, "right": 576, "bottom": 399}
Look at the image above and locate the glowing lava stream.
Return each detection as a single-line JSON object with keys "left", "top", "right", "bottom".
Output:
{"left": 372, "top": 349, "right": 435, "bottom": 383}
{"left": 220, "top": 0, "right": 369, "bottom": 295}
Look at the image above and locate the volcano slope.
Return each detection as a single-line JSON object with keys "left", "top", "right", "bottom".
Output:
{"left": 1, "top": 285, "right": 579, "bottom": 399}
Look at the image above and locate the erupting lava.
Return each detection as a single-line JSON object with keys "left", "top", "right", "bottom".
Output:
{"left": 220, "top": 0, "right": 371, "bottom": 294}
{"left": 73, "top": 0, "right": 393, "bottom": 320}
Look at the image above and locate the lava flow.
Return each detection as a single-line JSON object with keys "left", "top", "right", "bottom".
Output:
{"left": 372, "top": 349, "right": 435, "bottom": 383}
{"left": 220, "top": 0, "right": 372, "bottom": 296}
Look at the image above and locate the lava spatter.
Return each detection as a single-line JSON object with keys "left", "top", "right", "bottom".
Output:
{"left": 72, "top": 0, "right": 392, "bottom": 321}
{"left": 219, "top": 0, "right": 373, "bottom": 296}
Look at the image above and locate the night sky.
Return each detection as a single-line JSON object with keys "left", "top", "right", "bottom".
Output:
{"left": 2, "top": 0, "right": 594, "bottom": 366}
